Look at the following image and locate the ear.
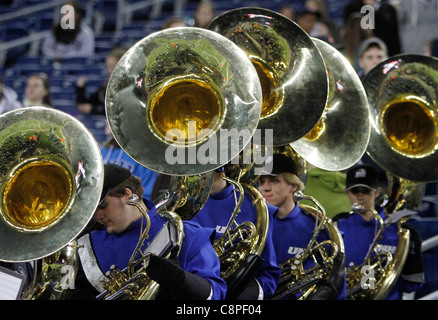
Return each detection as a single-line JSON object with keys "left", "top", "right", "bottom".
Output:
{"left": 122, "top": 187, "right": 133, "bottom": 201}
{"left": 290, "top": 183, "right": 298, "bottom": 194}
{"left": 375, "top": 187, "right": 381, "bottom": 198}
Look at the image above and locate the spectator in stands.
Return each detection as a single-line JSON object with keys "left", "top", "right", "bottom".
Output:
{"left": 304, "top": 0, "right": 341, "bottom": 44}
{"left": 100, "top": 121, "right": 158, "bottom": 201}
{"left": 193, "top": 0, "right": 216, "bottom": 28}
{"left": 279, "top": 5, "right": 296, "bottom": 21}
{"left": 161, "top": 17, "right": 186, "bottom": 29}
{"left": 0, "top": 74, "right": 23, "bottom": 114}
{"left": 357, "top": 36, "right": 388, "bottom": 79}
{"left": 296, "top": 10, "right": 320, "bottom": 36}
{"left": 22, "top": 73, "right": 53, "bottom": 108}
{"left": 75, "top": 47, "right": 127, "bottom": 115}
{"left": 41, "top": 1, "right": 95, "bottom": 60}
{"left": 343, "top": 0, "right": 401, "bottom": 57}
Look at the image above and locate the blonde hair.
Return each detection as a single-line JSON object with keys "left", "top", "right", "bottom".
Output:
{"left": 283, "top": 172, "right": 305, "bottom": 191}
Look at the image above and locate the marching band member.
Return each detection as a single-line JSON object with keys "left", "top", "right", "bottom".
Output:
{"left": 258, "top": 153, "right": 346, "bottom": 299}
{"left": 191, "top": 166, "right": 281, "bottom": 300}
{"left": 67, "top": 164, "right": 226, "bottom": 300}
{"left": 333, "top": 165, "right": 425, "bottom": 300}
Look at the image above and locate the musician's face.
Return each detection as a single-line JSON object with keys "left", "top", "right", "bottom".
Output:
{"left": 347, "top": 186, "right": 380, "bottom": 211}
{"left": 258, "top": 174, "right": 296, "bottom": 208}
{"left": 94, "top": 194, "right": 131, "bottom": 234}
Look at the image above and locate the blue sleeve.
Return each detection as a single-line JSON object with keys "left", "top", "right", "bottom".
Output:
{"left": 254, "top": 205, "right": 281, "bottom": 297}
{"left": 178, "top": 222, "right": 227, "bottom": 300}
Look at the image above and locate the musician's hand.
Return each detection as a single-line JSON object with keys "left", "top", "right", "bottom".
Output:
{"left": 146, "top": 254, "right": 185, "bottom": 288}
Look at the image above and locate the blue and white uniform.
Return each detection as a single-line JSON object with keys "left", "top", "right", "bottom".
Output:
{"left": 273, "top": 204, "right": 346, "bottom": 299}
{"left": 75, "top": 199, "right": 227, "bottom": 300}
{"left": 333, "top": 206, "right": 424, "bottom": 300}
{"left": 192, "top": 184, "right": 281, "bottom": 298}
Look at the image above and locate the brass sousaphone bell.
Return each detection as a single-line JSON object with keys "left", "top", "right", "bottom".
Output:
{"left": 105, "top": 27, "right": 263, "bottom": 176}
{"left": 363, "top": 54, "right": 438, "bottom": 182}
{"left": 0, "top": 106, "right": 103, "bottom": 262}
{"left": 102, "top": 27, "right": 263, "bottom": 299}
{"left": 206, "top": 7, "right": 328, "bottom": 146}
{"left": 291, "top": 38, "right": 371, "bottom": 171}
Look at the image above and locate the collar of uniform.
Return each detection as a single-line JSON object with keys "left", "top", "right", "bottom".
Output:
{"left": 121, "top": 198, "right": 156, "bottom": 233}
{"left": 274, "top": 202, "right": 301, "bottom": 220}
{"left": 144, "top": 198, "right": 155, "bottom": 210}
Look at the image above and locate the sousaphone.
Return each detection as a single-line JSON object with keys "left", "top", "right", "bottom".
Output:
{"left": 291, "top": 38, "right": 371, "bottom": 170}
{"left": 0, "top": 106, "right": 103, "bottom": 263}
{"left": 363, "top": 54, "right": 438, "bottom": 182}
{"left": 105, "top": 27, "right": 263, "bottom": 176}
{"left": 102, "top": 27, "right": 263, "bottom": 299}
{"left": 206, "top": 7, "right": 328, "bottom": 146}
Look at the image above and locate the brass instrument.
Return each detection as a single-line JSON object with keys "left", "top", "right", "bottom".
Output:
{"left": 345, "top": 204, "right": 410, "bottom": 300}
{"left": 156, "top": 173, "right": 214, "bottom": 220}
{"left": 291, "top": 38, "right": 370, "bottom": 171}
{"left": 363, "top": 54, "right": 438, "bottom": 182}
{"left": 104, "top": 27, "right": 263, "bottom": 299}
{"left": 207, "top": 7, "right": 328, "bottom": 146}
{"left": 213, "top": 167, "right": 269, "bottom": 299}
{"left": 349, "top": 54, "right": 438, "bottom": 299}
{"left": 0, "top": 106, "right": 104, "bottom": 299}
{"left": 20, "top": 240, "right": 80, "bottom": 300}
{"left": 105, "top": 27, "right": 263, "bottom": 176}
{"left": 96, "top": 194, "right": 185, "bottom": 300}
{"left": 207, "top": 9, "right": 352, "bottom": 298}
{"left": 269, "top": 191, "right": 345, "bottom": 300}
{"left": 96, "top": 173, "right": 213, "bottom": 300}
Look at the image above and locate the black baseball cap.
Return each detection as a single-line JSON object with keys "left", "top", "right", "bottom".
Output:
{"left": 262, "top": 153, "right": 298, "bottom": 176}
{"left": 100, "top": 163, "right": 132, "bottom": 204}
{"left": 346, "top": 165, "right": 379, "bottom": 191}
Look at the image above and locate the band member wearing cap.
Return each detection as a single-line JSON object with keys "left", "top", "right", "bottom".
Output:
{"left": 191, "top": 166, "right": 281, "bottom": 300}
{"left": 67, "top": 164, "right": 226, "bottom": 300}
{"left": 333, "top": 164, "right": 425, "bottom": 300}
{"left": 258, "top": 153, "right": 346, "bottom": 300}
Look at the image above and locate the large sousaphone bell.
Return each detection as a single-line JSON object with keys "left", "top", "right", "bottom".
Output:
{"left": 206, "top": 7, "right": 328, "bottom": 146}
{"left": 105, "top": 27, "right": 262, "bottom": 176}
{"left": 103, "top": 28, "right": 262, "bottom": 299}
{"left": 291, "top": 38, "right": 371, "bottom": 170}
{"left": 363, "top": 54, "right": 438, "bottom": 182}
{"left": 0, "top": 106, "right": 103, "bottom": 262}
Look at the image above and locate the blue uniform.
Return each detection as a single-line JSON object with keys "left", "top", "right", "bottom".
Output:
{"left": 334, "top": 206, "right": 423, "bottom": 300}
{"left": 76, "top": 200, "right": 227, "bottom": 300}
{"left": 100, "top": 145, "right": 158, "bottom": 201}
{"left": 273, "top": 204, "right": 346, "bottom": 299}
{"left": 192, "top": 184, "right": 281, "bottom": 298}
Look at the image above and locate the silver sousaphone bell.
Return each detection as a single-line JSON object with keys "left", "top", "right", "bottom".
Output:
{"left": 0, "top": 106, "right": 103, "bottom": 262}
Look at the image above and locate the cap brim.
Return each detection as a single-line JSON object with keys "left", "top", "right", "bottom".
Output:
{"left": 99, "top": 189, "right": 110, "bottom": 205}
{"left": 261, "top": 169, "right": 281, "bottom": 176}
{"left": 346, "top": 183, "right": 377, "bottom": 191}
